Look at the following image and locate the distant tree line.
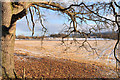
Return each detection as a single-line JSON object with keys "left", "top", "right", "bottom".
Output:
{"left": 91, "top": 32, "right": 117, "bottom": 40}
{"left": 50, "top": 33, "right": 68, "bottom": 38}
{"left": 16, "top": 35, "right": 47, "bottom": 39}
{"left": 16, "top": 32, "right": 117, "bottom": 40}
{"left": 69, "top": 31, "right": 117, "bottom": 40}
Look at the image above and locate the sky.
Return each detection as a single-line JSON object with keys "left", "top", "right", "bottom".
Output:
{"left": 16, "top": 8, "right": 68, "bottom": 36}
{"left": 16, "top": 0, "right": 120, "bottom": 36}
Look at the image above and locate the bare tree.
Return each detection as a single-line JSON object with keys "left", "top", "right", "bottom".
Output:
{"left": 1, "top": 0, "right": 120, "bottom": 78}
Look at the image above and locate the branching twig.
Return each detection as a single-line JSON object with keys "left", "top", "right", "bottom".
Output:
{"left": 25, "top": 15, "right": 32, "bottom": 31}
{"left": 29, "top": 7, "right": 35, "bottom": 36}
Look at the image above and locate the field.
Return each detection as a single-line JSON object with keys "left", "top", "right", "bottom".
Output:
{"left": 14, "top": 39, "right": 118, "bottom": 78}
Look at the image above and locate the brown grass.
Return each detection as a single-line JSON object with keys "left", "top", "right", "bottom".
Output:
{"left": 14, "top": 54, "right": 117, "bottom": 78}
{"left": 14, "top": 40, "right": 117, "bottom": 78}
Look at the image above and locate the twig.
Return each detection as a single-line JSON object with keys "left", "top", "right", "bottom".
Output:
{"left": 29, "top": 7, "right": 35, "bottom": 36}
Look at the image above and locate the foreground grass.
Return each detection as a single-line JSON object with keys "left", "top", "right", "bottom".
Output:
{"left": 14, "top": 52, "right": 117, "bottom": 78}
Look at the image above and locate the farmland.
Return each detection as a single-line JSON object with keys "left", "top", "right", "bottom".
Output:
{"left": 14, "top": 39, "right": 118, "bottom": 78}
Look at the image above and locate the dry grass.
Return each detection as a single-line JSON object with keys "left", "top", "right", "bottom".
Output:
{"left": 14, "top": 39, "right": 118, "bottom": 78}
{"left": 14, "top": 55, "right": 117, "bottom": 78}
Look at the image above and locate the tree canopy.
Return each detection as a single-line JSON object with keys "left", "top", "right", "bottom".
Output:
{"left": 1, "top": 0, "right": 120, "bottom": 78}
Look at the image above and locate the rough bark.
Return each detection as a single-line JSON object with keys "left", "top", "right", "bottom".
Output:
{"left": 1, "top": 2, "right": 15, "bottom": 78}
{"left": 118, "top": 36, "right": 120, "bottom": 77}
{"left": 117, "top": 24, "right": 120, "bottom": 77}
{"left": 0, "top": 1, "right": 2, "bottom": 79}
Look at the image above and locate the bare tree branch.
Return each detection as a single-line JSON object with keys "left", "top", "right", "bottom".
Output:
{"left": 29, "top": 7, "right": 35, "bottom": 36}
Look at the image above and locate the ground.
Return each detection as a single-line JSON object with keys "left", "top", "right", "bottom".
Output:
{"left": 14, "top": 39, "right": 118, "bottom": 78}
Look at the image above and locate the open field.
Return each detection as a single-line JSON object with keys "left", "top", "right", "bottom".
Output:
{"left": 14, "top": 39, "right": 118, "bottom": 78}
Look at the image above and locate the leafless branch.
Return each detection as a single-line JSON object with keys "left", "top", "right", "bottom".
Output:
{"left": 29, "top": 7, "right": 35, "bottom": 36}
{"left": 25, "top": 15, "right": 32, "bottom": 31}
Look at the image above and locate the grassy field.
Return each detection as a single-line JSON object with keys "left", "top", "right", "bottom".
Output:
{"left": 14, "top": 39, "right": 118, "bottom": 78}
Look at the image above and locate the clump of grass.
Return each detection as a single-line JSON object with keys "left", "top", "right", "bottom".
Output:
{"left": 15, "top": 52, "right": 30, "bottom": 57}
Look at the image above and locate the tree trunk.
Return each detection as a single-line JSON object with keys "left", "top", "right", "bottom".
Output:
{"left": 1, "top": 2, "right": 16, "bottom": 78}
{"left": 0, "top": 2, "right": 2, "bottom": 79}
{"left": 118, "top": 27, "right": 120, "bottom": 78}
